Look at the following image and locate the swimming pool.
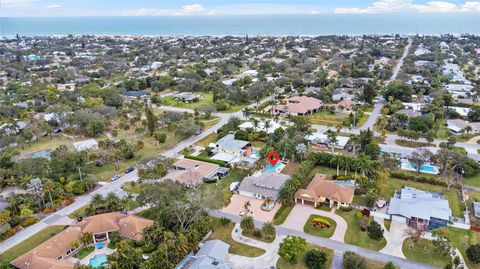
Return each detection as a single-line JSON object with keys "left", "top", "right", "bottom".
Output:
{"left": 89, "top": 254, "right": 108, "bottom": 268}
{"left": 262, "top": 162, "right": 284, "bottom": 173}
{"left": 250, "top": 150, "right": 260, "bottom": 159}
{"left": 407, "top": 163, "right": 437, "bottom": 173}
{"left": 335, "top": 180, "right": 355, "bottom": 187}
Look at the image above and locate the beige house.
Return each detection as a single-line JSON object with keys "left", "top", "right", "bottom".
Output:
{"left": 169, "top": 159, "right": 229, "bottom": 186}
{"left": 294, "top": 174, "right": 355, "bottom": 208}
{"left": 11, "top": 212, "right": 153, "bottom": 269}
{"left": 273, "top": 96, "right": 323, "bottom": 116}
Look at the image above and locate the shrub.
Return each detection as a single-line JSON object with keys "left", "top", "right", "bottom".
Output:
{"left": 278, "top": 236, "right": 308, "bottom": 264}
{"left": 20, "top": 216, "right": 40, "bottom": 227}
{"left": 312, "top": 218, "right": 331, "bottom": 229}
{"left": 253, "top": 229, "right": 262, "bottom": 238}
{"left": 343, "top": 251, "right": 368, "bottom": 269}
{"left": 219, "top": 217, "right": 231, "bottom": 226}
{"left": 184, "top": 155, "right": 228, "bottom": 167}
{"left": 383, "top": 261, "right": 396, "bottom": 269}
{"left": 0, "top": 228, "right": 16, "bottom": 241}
{"left": 305, "top": 249, "right": 328, "bottom": 269}
{"left": 467, "top": 244, "right": 480, "bottom": 264}
{"left": 367, "top": 220, "right": 384, "bottom": 241}
{"left": 339, "top": 206, "right": 353, "bottom": 212}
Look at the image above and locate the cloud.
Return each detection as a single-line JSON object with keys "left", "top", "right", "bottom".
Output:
{"left": 173, "top": 4, "right": 206, "bottom": 16}
{"left": 45, "top": 4, "right": 61, "bottom": 9}
{"left": 2, "top": 0, "right": 36, "bottom": 8}
{"left": 335, "top": 0, "right": 480, "bottom": 14}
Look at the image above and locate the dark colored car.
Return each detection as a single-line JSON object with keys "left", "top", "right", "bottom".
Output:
{"left": 53, "top": 128, "right": 63, "bottom": 133}
{"left": 124, "top": 167, "right": 134, "bottom": 174}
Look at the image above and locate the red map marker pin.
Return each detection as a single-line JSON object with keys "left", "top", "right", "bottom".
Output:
{"left": 267, "top": 152, "right": 280, "bottom": 167}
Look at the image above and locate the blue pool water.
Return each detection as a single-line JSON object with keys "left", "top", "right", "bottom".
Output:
{"left": 407, "top": 163, "right": 436, "bottom": 173}
{"left": 251, "top": 150, "right": 260, "bottom": 159}
{"left": 335, "top": 180, "right": 355, "bottom": 187}
{"left": 89, "top": 254, "right": 108, "bottom": 268}
{"left": 263, "top": 163, "right": 282, "bottom": 173}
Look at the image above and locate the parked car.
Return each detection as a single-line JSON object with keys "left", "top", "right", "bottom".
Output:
{"left": 53, "top": 128, "right": 63, "bottom": 133}
{"left": 111, "top": 174, "right": 120, "bottom": 181}
{"left": 347, "top": 145, "right": 354, "bottom": 152}
{"left": 195, "top": 129, "right": 203, "bottom": 135}
{"left": 124, "top": 167, "right": 134, "bottom": 174}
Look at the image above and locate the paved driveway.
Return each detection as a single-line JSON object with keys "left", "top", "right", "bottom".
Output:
{"left": 281, "top": 204, "right": 347, "bottom": 242}
{"left": 376, "top": 217, "right": 408, "bottom": 258}
{"left": 221, "top": 194, "right": 280, "bottom": 222}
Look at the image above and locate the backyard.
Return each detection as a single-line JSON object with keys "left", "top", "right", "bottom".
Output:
{"left": 306, "top": 111, "right": 345, "bottom": 126}
{"left": 162, "top": 92, "right": 247, "bottom": 112}
{"left": 336, "top": 209, "right": 387, "bottom": 251}
{"left": 199, "top": 169, "right": 249, "bottom": 210}
{"left": 436, "top": 227, "right": 480, "bottom": 269}
{"left": 0, "top": 226, "right": 67, "bottom": 263}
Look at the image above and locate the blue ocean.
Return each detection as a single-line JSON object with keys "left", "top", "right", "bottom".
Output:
{"left": 0, "top": 14, "right": 479, "bottom": 36}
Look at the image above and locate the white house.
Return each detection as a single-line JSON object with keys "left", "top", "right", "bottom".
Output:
{"left": 73, "top": 139, "right": 99, "bottom": 151}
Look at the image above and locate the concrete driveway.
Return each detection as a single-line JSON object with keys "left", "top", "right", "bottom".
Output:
{"left": 376, "top": 217, "right": 408, "bottom": 258}
{"left": 281, "top": 204, "right": 347, "bottom": 242}
{"left": 221, "top": 194, "right": 280, "bottom": 222}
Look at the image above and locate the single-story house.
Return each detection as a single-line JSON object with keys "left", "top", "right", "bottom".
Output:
{"left": 447, "top": 119, "right": 480, "bottom": 133}
{"left": 388, "top": 187, "right": 452, "bottom": 230}
{"left": 172, "top": 92, "right": 202, "bottom": 103}
{"left": 445, "top": 106, "right": 471, "bottom": 117}
{"left": 305, "top": 132, "right": 349, "bottom": 149}
{"left": 73, "top": 139, "right": 98, "bottom": 151}
{"left": 122, "top": 90, "right": 150, "bottom": 99}
{"left": 212, "top": 134, "right": 252, "bottom": 157}
{"left": 294, "top": 174, "right": 355, "bottom": 208}
{"left": 397, "top": 109, "right": 422, "bottom": 118}
{"left": 332, "top": 88, "right": 359, "bottom": 102}
{"left": 336, "top": 99, "right": 357, "bottom": 112}
{"left": 238, "top": 120, "right": 284, "bottom": 134}
{"left": 175, "top": 240, "right": 231, "bottom": 269}
{"left": 273, "top": 96, "right": 323, "bottom": 116}
{"left": 169, "top": 159, "right": 229, "bottom": 186}
{"left": 237, "top": 172, "right": 290, "bottom": 200}
{"left": 210, "top": 152, "right": 257, "bottom": 168}
{"left": 11, "top": 212, "right": 153, "bottom": 269}
{"left": 0, "top": 121, "right": 27, "bottom": 135}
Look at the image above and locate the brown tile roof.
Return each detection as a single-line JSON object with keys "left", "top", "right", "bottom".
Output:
{"left": 10, "top": 226, "right": 81, "bottom": 269}
{"left": 169, "top": 159, "right": 219, "bottom": 186}
{"left": 11, "top": 213, "right": 153, "bottom": 269}
{"left": 295, "top": 174, "right": 355, "bottom": 204}
{"left": 274, "top": 96, "right": 322, "bottom": 114}
{"left": 118, "top": 215, "right": 154, "bottom": 241}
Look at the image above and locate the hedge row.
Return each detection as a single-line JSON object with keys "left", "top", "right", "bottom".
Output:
{"left": 389, "top": 170, "right": 455, "bottom": 188}
{"left": 184, "top": 155, "right": 228, "bottom": 167}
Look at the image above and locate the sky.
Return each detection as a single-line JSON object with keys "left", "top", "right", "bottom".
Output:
{"left": 1, "top": 0, "right": 480, "bottom": 17}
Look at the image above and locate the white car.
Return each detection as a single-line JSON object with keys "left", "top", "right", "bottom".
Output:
{"left": 111, "top": 174, "right": 121, "bottom": 181}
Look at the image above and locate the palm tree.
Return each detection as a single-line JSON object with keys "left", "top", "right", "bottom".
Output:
{"left": 264, "top": 120, "right": 271, "bottom": 133}
{"left": 356, "top": 154, "right": 373, "bottom": 177}
{"left": 105, "top": 192, "right": 120, "bottom": 211}
{"left": 295, "top": 143, "right": 307, "bottom": 162}
{"left": 252, "top": 118, "right": 260, "bottom": 132}
{"left": 242, "top": 107, "right": 251, "bottom": 119}
{"left": 90, "top": 193, "right": 104, "bottom": 210}
{"left": 330, "top": 155, "right": 341, "bottom": 176}
{"left": 240, "top": 216, "right": 255, "bottom": 233}
{"left": 80, "top": 232, "right": 93, "bottom": 246}
{"left": 349, "top": 134, "right": 359, "bottom": 155}
{"left": 341, "top": 155, "right": 352, "bottom": 176}
{"left": 261, "top": 222, "right": 276, "bottom": 240}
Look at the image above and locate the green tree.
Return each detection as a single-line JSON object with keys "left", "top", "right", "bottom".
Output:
{"left": 278, "top": 235, "right": 308, "bottom": 264}
{"left": 261, "top": 221, "right": 276, "bottom": 240}
{"left": 108, "top": 240, "right": 143, "bottom": 269}
{"left": 367, "top": 220, "right": 384, "bottom": 241}
{"left": 145, "top": 106, "right": 157, "bottom": 136}
{"left": 240, "top": 216, "right": 255, "bottom": 233}
{"left": 383, "top": 261, "right": 396, "bottom": 269}
{"left": 343, "top": 251, "right": 368, "bottom": 269}
{"left": 305, "top": 248, "right": 328, "bottom": 269}
{"left": 467, "top": 244, "right": 480, "bottom": 264}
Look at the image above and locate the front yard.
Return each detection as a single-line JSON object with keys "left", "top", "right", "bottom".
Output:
{"left": 276, "top": 244, "right": 334, "bottom": 269}
{"left": 402, "top": 238, "right": 451, "bottom": 268}
{"left": 209, "top": 219, "right": 265, "bottom": 257}
{"left": 336, "top": 209, "right": 387, "bottom": 251}
{"left": 199, "top": 169, "right": 249, "bottom": 210}
{"left": 303, "top": 215, "right": 337, "bottom": 238}
{"left": 436, "top": 227, "right": 480, "bottom": 269}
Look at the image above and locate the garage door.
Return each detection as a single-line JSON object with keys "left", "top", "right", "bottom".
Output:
{"left": 391, "top": 215, "right": 407, "bottom": 223}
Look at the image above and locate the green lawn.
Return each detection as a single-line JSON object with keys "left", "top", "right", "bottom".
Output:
{"left": 15, "top": 134, "right": 74, "bottom": 159}
{"left": 394, "top": 139, "right": 435, "bottom": 148}
{"left": 73, "top": 246, "right": 95, "bottom": 259}
{"left": 242, "top": 230, "right": 275, "bottom": 243}
{"left": 162, "top": 92, "right": 214, "bottom": 109}
{"left": 272, "top": 205, "right": 294, "bottom": 225}
{"left": 303, "top": 215, "right": 337, "bottom": 238}
{"left": 199, "top": 169, "right": 249, "bottom": 210}
{"left": 0, "top": 226, "right": 67, "bottom": 263}
{"left": 336, "top": 209, "right": 387, "bottom": 251}
{"left": 195, "top": 133, "right": 218, "bottom": 147}
{"left": 122, "top": 182, "right": 146, "bottom": 194}
{"left": 276, "top": 244, "right": 334, "bottom": 269}
{"left": 209, "top": 219, "right": 266, "bottom": 257}
{"left": 464, "top": 173, "right": 480, "bottom": 187}
{"left": 402, "top": 238, "right": 451, "bottom": 268}
{"left": 436, "top": 227, "right": 480, "bottom": 269}
{"left": 380, "top": 177, "right": 464, "bottom": 218}
{"left": 306, "top": 111, "right": 345, "bottom": 126}
{"left": 202, "top": 118, "right": 221, "bottom": 129}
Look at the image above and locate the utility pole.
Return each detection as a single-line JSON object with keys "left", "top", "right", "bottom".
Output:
{"left": 78, "top": 167, "right": 83, "bottom": 181}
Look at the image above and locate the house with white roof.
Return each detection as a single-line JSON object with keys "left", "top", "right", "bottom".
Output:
{"left": 305, "top": 132, "right": 349, "bottom": 149}
{"left": 175, "top": 240, "right": 231, "bottom": 269}
{"left": 238, "top": 172, "right": 290, "bottom": 200}
{"left": 388, "top": 187, "right": 452, "bottom": 230}
{"left": 447, "top": 119, "right": 480, "bottom": 133}
{"left": 73, "top": 139, "right": 98, "bottom": 151}
{"left": 238, "top": 120, "right": 284, "bottom": 134}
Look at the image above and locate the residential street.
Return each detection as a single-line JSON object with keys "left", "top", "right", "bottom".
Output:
{"left": 210, "top": 211, "right": 437, "bottom": 269}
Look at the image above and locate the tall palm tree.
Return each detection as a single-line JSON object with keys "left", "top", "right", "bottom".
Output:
{"left": 349, "top": 134, "right": 359, "bottom": 155}
{"left": 240, "top": 216, "right": 255, "bottom": 233}
{"left": 330, "top": 155, "right": 341, "bottom": 176}
{"left": 252, "top": 118, "right": 260, "bottom": 132}
{"left": 356, "top": 154, "right": 372, "bottom": 177}
{"left": 242, "top": 107, "right": 251, "bottom": 119}
{"left": 90, "top": 193, "right": 104, "bottom": 210}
